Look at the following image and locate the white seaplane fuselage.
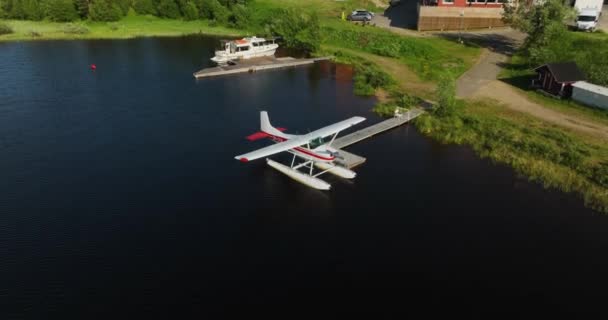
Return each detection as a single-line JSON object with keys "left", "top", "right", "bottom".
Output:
{"left": 263, "top": 131, "right": 336, "bottom": 163}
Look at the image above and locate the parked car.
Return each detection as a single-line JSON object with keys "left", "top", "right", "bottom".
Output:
{"left": 353, "top": 9, "right": 374, "bottom": 16}
{"left": 347, "top": 11, "right": 373, "bottom": 22}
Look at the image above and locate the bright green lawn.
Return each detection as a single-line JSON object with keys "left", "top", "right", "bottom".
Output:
{"left": 0, "top": 15, "right": 242, "bottom": 42}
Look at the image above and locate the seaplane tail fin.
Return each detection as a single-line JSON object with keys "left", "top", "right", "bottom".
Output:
{"left": 260, "top": 111, "right": 285, "bottom": 137}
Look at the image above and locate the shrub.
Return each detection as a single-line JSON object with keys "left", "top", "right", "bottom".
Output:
{"left": 62, "top": 23, "right": 90, "bottom": 34}
{"left": 434, "top": 75, "right": 457, "bottom": 117}
{"left": 108, "top": 22, "right": 119, "bottom": 31}
{"left": 353, "top": 62, "right": 393, "bottom": 96}
{"left": 45, "top": 0, "right": 79, "bottom": 22}
{"left": 0, "top": 22, "right": 13, "bottom": 35}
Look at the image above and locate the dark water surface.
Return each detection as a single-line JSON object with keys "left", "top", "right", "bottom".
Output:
{"left": 1, "top": 37, "right": 607, "bottom": 318}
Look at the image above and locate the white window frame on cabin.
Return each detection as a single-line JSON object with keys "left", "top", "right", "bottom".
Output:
{"left": 442, "top": 0, "right": 454, "bottom": 4}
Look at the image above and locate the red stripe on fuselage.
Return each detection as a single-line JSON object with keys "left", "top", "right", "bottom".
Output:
{"left": 264, "top": 132, "right": 335, "bottom": 161}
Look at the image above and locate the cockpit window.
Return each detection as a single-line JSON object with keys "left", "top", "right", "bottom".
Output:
{"left": 309, "top": 137, "right": 325, "bottom": 149}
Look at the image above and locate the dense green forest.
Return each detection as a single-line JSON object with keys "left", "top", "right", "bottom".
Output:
{"left": 0, "top": 0, "right": 251, "bottom": 23}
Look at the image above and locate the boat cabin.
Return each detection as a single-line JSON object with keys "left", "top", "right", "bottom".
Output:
{"left": 220, "top": 37, "right": 277, "bottom": 54}
{"left": 532, "top": 62, "right": 586, "bottom": 98}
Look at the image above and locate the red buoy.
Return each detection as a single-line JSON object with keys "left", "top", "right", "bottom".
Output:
{"left": 90, "top": 64, "right": 97, "bottom": 70}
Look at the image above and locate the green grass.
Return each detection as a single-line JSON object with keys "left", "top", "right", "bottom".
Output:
{"left": 252, "top": 0, "right": 387, "bottom": 18}
{"left": 321, "top": 19, "right": 480, "bottom": 81}
{"left": 416, "top": 99, "right": 608, "bottom": 213}
{"left": 0, "top": 15, "right": 242, "bottom": 41}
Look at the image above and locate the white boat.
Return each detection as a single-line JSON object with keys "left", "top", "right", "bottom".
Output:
{"left": 211, "top": 36, "right": 279, "bottom": 65}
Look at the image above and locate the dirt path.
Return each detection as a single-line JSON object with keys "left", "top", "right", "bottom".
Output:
{"left": 474, "top": 81, "right": 608, "bottom": 139}
{"left": 454, "top": 29, "right": 524, "bottom": 98}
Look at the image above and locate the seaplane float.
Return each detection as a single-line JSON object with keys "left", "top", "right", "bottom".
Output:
{"left": 235, "top": 111, "right": 366, "bottom": 190}
{"left": 211, "top": 36, "right": 279, "bottom": 65}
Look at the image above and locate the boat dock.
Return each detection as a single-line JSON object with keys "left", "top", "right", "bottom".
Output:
{"left": 193, "top": 56, "right": 332, "bottom": 79}
{"left": 333, "top": 108, "right": 426, "bottom": 168}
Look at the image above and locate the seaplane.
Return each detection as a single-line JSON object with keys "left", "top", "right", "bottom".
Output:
{"left": 235, "top": 111, "right": 366, "bottom": 190}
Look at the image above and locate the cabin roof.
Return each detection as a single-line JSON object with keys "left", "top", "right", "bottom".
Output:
{"left": 534, "top": 62, "right": 586, "bottom": 83}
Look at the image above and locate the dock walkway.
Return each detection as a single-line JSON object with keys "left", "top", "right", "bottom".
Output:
{"left": 334, "top": 108, "right": 425, "bottom": 168}
{"left": 193, "top": 56, "right": 331, "bottom": 79}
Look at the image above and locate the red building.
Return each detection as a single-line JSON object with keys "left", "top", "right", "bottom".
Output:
{"left": 532, "top": 62, "right": 587, "bottom": 98}
{"left": 433, "top": 0, "right": 503, "bottom": 8}
{"left": 417, "top": 0, "right": 507, "bottom": 31}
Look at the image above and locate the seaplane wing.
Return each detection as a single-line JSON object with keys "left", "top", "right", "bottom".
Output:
{"left": 235, "top": 115, "right": 365, "bottom": 163}
{"left": 306, "top": 116, "right": 365, "bottom": 139}
{"left": 235, "top": 135, "right": 309, "bottom": 162}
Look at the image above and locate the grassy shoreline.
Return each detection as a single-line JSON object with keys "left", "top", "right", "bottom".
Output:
{"left": 0, "top": 16, "right": 242, "bottom": 42}
{"left": 415, "top": 100, "right": 608, "bottom": 213}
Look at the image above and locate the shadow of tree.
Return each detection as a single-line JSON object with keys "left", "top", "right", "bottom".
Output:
{"left": 383, "top": 0, "right": 419, "bottom": 30}
{"left": 435, "top": 32, "right": 521, "bottom": 56}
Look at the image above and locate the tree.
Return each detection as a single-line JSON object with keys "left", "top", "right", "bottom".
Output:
{"left": 269, "top": 9, "right": 321, "bottom": 52}
{"left": 22, "top": 0, "right": 43, "bottom": 20}
{"left": 133, "top": 0, "right": 157, "bottom": 15}
{"left": 229, "top": 3, "right": 249, "bottom": 28}
{"left": 74, "top": 0, "right": 90, "bottom": 18}
{"left": 111, "top": 0, "right": 130, "bottom": 16}
{"left": 157, "top": 0, "right": 180, "bottom": 18}
{"left": 434, "top": 75, "right": 457, "bottom": 117}
{"left": 197, "top": 0, "right": 228, "bottom": 22}
{"left": 45, "top": 0, "right": 78, "bottom": 22}
{"left": 181, "top": 1, "right": 198, "bottom": 20}
{"left": 8, "top": 0, "right": 26, "bottom": 19}
{"left": 503, "top": 0, "right": 575, "bottom": 64}
{"left": 88, "top": 0, "right": 122, "bottom": 21}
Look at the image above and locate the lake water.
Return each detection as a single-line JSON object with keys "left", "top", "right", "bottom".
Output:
{"left": 1, "top": 36, "right": 607, "bottom": 318}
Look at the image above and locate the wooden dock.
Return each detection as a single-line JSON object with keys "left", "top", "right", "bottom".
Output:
{"left": 193, "top": 56, "right": 331, "bottom": 79}
{"left": 333, "top": 108, "right": 425, "bottom": 168}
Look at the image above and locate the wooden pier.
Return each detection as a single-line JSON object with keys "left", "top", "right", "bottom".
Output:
{"left": 333, "top": 108, "right": 426, "bottom": 168}
{"left": 193, "top": 56, "right": 331, "bottom": 79}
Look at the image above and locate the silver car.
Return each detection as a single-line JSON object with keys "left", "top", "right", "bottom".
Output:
{"left": 347, "top": 11, "right": 373, "bottom": 22}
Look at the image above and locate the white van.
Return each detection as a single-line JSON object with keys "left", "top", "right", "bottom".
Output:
{"left": 576, "top": 9, "right": 600, "bottom": 31}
